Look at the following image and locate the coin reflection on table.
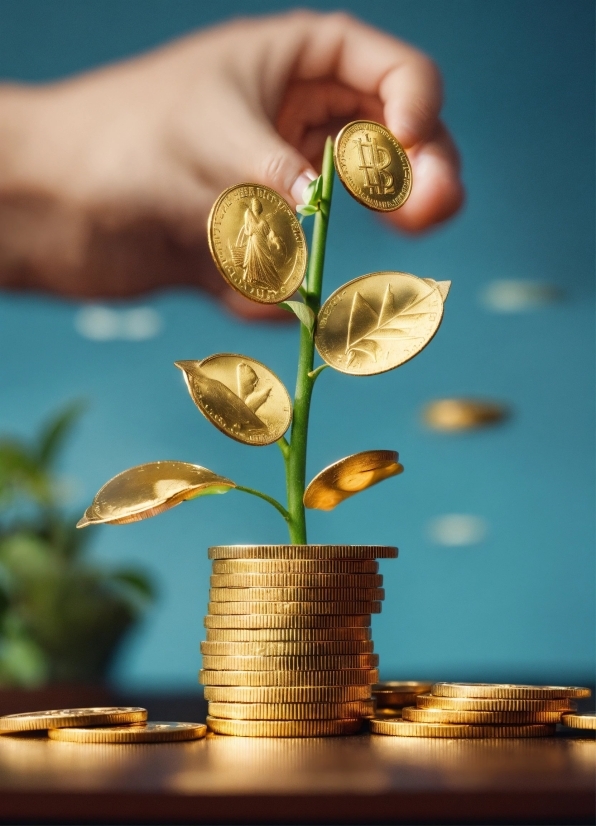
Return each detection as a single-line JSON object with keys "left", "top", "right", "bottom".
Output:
{"left": 423, "top": 399, "right": 509, "bottom": 431}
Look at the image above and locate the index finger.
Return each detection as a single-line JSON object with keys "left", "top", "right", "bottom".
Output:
{"left": 292, "top": 11, "right": 443, "bottom": 148}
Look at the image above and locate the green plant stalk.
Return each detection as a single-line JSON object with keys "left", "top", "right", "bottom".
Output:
{"left": 286, "top": 137, "right": 335, "bottom": 544}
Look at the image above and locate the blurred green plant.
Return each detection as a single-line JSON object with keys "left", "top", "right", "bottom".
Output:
{"left": 0, "top": 403, "right": 155, "bottom": 687}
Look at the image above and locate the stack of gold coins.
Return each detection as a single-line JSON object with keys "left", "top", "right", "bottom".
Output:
{"left": 372, "top": 681, "right": 433, "bottom": 719}
{"left": 371, "top": 682, "right": 592, "bottom": 738}
{"left": 201, "top": 545, "right": 397, "bottom": 737}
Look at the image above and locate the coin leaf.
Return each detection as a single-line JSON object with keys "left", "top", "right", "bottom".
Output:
{"left": 77, "top": 461, "right": 236, "bottom": 528}
{"left": 304, "top": 450, "right": 404, "bottom": 511}
{"left": 279, "top": 301, "right": 316, "bottom": 333}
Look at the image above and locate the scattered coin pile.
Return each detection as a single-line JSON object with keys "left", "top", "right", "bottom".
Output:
{"left": 372, "top": 681, "right": 433, "bottom": 718}
{"left": 371, "top": 682, "right": 592, "bottom": 737}
{"left": 0, "top": 707, "right": 207, "bottom": 743}
{"left": 201, "top": 544, "right": 397, "bottom": 736}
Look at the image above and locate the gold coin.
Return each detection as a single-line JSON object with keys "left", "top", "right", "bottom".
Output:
{"left": 201, "top": 654, "right": 379, "bottom": 671}
{"left": 199, "top": 668, "right": 379, "bottom": 687}
{"left": 207, "top": 716, "right": 362, "bottom": 737}
{"left": 373, "top": 708, "right": 403, "bottom": 719}
{"left": 370, "top": 719, "right": 556, "bottom": 738}
{"left": 209, "top": 587, "right": 384, "bottom": 603}
{"left": 0, "top": 706, "right": 147, "bottom": 733}
{"left": 204, "top": 613, "right": 371, "bottom": 629}
{"left": 48, "top": 721, "right": 207, "bottom": 744}
{"left": 203, "top": 685, "right": 371, "bottom": 704}
{"left": 315, "top": 272, "right": 448, "bottom": 376}
{"left": 304, "top": 451, "right": 403, "bottom": 511}
{"left": 210, "top": 573, "right": 383, "bottom": 588}
{"left": 77, "top": 463, "right": 234, "bottom": 528}
{"left": 431, "top": 683, "right": 592, "bottom": 700}
{"left": 422, "top": 399, "right": 508, "bottom": 432}
{"left": 334, "top": 120, "right": 412, "bottom": 211}
{"left": 208, "top": 183, "right": 307, "bottom": 304}
{"left": 208, "top": 544, "right": 398, "bottom": 560}
{"left": 175, "top": 355, "right": 291, "bottom": 447}
{"left": 207, "top": 701, "right": 375, "bottom": 720}
{"left": 402, "top": 706, "right": 565, "bottom": 725}
{"left": 211, "top": 559, "right": 379, "bottom": 574}
{"left": 205, "top": 627, "right": 372, "bottom": 642}
{"left": 417, "top": 693, "right": 575, "bottom": 712}
{"left": 561, "top": 712, "right": 596, "bottom": 730}
{"left": 201, "top": 640, "right": 373, "bottom": 656}
{"left": 372, "top": 681, "right": 434, "bottom": 709}
{"left": 207, "top": 601, "right": 381, "bottom": 615}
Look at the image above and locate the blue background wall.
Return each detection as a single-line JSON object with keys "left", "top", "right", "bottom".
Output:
{"left": 0, "top": 0, "right": 593, "bottom": 689}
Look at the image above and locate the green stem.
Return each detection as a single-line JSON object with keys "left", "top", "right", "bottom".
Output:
{"left": 286, "top": 137, "right": 335, "bottom": 544}
{"left": 235, "top": 485, "right": 290, "bottom": 523}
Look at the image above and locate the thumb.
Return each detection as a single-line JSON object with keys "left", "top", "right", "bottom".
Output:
{"left": 218, "top": 98, "right": 317, "bottom": 206}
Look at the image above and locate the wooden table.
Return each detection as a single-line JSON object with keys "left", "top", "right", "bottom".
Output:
{"left": 0, "top": 695, "right": 593, "bottom": 825}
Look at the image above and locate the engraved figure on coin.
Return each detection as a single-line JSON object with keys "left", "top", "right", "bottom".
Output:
{"left": 355, "top": 133, "right": 394, "bottom": 196}
{"left": 230, "top": 199, "right": 285, "bottom": 291}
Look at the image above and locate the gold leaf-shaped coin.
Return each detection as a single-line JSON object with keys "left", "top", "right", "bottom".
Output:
{"left": 304, "top": 450, "right": 403, "bottom": 511}
{"left": 77, "top": 461, "right": 235, "bottom": 528}
{"left": 208, "top": 183, "right": 307, "bottom": 304}
{"left": 176, "top": 354, "right": 292, "bottom": 446}
{"left": 315, "top": 272, "right": 448, "bottom": 376}
{"left": 334, "top": 121, "right": 412, "bottom": 211}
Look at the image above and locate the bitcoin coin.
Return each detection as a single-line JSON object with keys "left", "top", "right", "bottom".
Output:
{"left": 431, "top": 683, "right": 592, "bottom": 700}
{"left": 204, "top": 613, "right": 371, "bottom": 629}
{"left": 334, "top": 121, "right": 412, "bottom": 211}
{"left": 201, "top": 654, "right": 379, "bottom": 671}
{"left": 207, "top": 601, "right": 381, "bottom": 615}
{"left": 210, "top": 573, "right": 383, "bottom": 588}
{"left": 373, "top": 681, "right": 433, "bottom": 709}
{"left": 208, "top": 545, "right": 398, "bottom": 559}
{"left": 176, "top": 355, "right": 291, "bottom": 446}
{"left": 205, "top": 627, "right": 372, "bottom": 642}
{"left": 48, "top": 722, "right": 207, "bottom": 744}
{"left": 201, "top": 640, "right": 374, "bottom": 656}
{"left": 207, "top": 701, "right": 375, "bottom": 720}
{"left": 315, "top": 272, "right": 448, "bottom": 376}
{"left": 203, "top": 685, "right": 372, "bottom": 704}
{"left": 422, "top": 399, "right": 508, "bottom": 432}
{"left": 371, "top": 718, "right": 556, "bottom": 738}
{"left": 208, "top": 183, "right": 307, "bottom": 304}
{"left": 417, "top": 693, "right": 575, "bottom": 712}
{"left": 0, "top": 706, "right": 147, "bottom": 733}
{"left": 304, "top": 451, "right": 403, "bottom": 511}
{"left": 207, "top": 716, "right": 362, "bottom": 737}
{"left": 211, "top": 559, "right": 379, "bottom": 574}
{"left": 402, "top": 706, "right": 564, "bottom": 725}
{"left": 77, "top": 463, "right": 234, "bottom": 528}
{"left": 209, "top": 587, "right": 384, "bottom": 602}
{"left": 199, "top": 668, "right": 379, "bottom": 686}
{"left": 560, "top": 712, "right": 596, "bottom": 730}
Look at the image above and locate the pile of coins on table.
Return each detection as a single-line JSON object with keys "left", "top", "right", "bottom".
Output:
{"left": 372, "top": 681, "right": 433, "bottom": 718}
{"left": 0, "top": 707, "right": 207, "bottom": 743}
{"left": 201, "top": 544, "right": 396, "bottom": 737}
{"left": 371, "top": 682, "right": 593, "bottom": 738}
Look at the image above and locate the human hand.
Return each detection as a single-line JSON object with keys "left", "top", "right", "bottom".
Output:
{"left": 0, "top": 11, "right": 463, "bottom": 317}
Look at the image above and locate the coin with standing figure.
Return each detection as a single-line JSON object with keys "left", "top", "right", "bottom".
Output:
{"left": 208, "top": 183, "right": 307, "bottom": 304}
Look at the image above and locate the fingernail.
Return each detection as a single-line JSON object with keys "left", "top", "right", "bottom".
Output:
{"left": 290, "top": 170, "right": 317, "bottom": 206}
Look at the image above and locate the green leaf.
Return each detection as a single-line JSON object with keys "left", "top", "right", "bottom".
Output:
{"left": 37, "top": 400, "right": 87, "bottom": 469}
{"left": 296, "top": 175, "right": 323, "bottom": 216}
{"left": 279, "top": 301, "right": 316, "bottom": 333}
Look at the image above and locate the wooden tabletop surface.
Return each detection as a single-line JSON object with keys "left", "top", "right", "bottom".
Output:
{"left": 0, "top": 693, "right": 593, "bottom": 826}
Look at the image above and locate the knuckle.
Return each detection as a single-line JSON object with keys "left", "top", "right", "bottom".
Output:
{"left": 258, "top": 149, "right": 295, "bottom": 193}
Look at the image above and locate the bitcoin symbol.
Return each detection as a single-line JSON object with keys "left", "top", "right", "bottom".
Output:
{"left": 354, "top": 133, "right": 395, "bottom": 196}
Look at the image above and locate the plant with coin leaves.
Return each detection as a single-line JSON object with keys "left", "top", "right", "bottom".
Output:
{"left": 78, "top": 122, "right": 450, "bottom": 544}
{"left": 0, "top": 403, "right": 154, "bottom": 687}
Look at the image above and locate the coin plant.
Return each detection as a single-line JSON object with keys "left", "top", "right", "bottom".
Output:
{"left": 78, "top": 122, "right": 450, "bottom": 544}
